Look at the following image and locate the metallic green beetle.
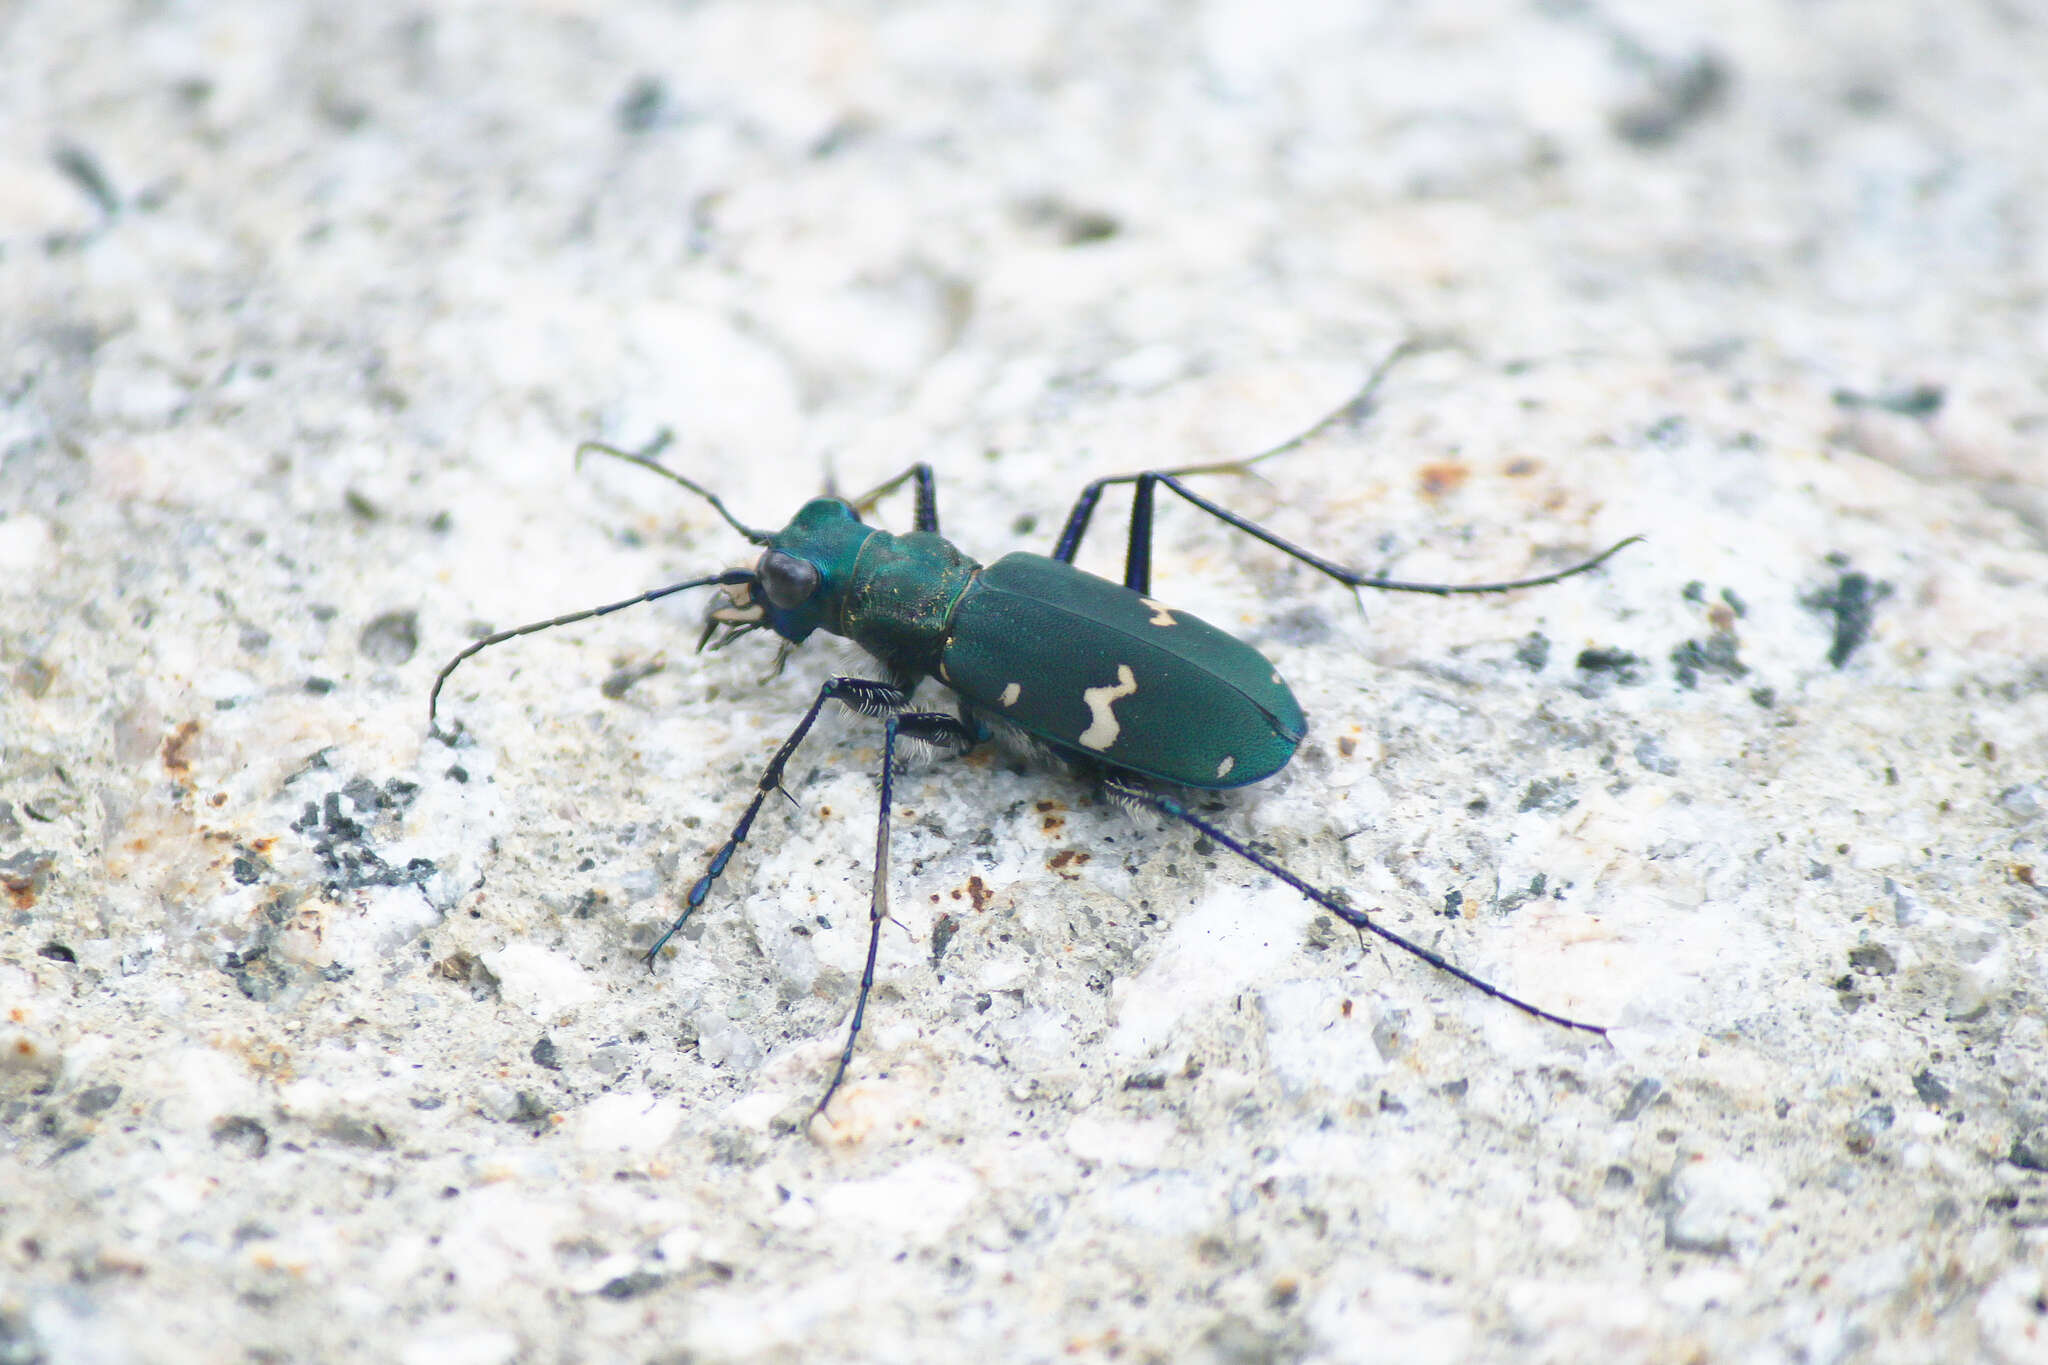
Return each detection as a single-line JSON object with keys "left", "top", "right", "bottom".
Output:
{"left": 733, "top": 497, "right": 1305, "bottom": 789}
{"left": 430, "top": 350, "right": 1636, "bottom": 1121}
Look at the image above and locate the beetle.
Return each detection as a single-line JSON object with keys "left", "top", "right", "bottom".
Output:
{"left": 428, "top": 346, "right": 1637, "bottom": 1120}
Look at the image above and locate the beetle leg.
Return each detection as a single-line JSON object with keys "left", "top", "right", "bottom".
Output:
{"left": 953, "top": 701, "right": 993, "bottom": 749}
{"left": 644, "top": 676, "right": 911, "bottom": 964}
{"left": 813, "top": 707, "right": 977, "bottom": 1122}
{"left": 848, "top": 462, "right": 941, "bottom": 534}
{"left": 1045, "top": 341, "right": 1634, "bottom": 595}
{"left": 1047, "top": 342, "right": 1430, "bottom": 568}
{"left": 1131, "top": 473, "right": 1642, "bottom": 597}
{"left": 1102, "top": 775, "right": 1610, "bottom": 1038}
{"left": 1063, "top": 458, "right": 1636, "bottom": 598}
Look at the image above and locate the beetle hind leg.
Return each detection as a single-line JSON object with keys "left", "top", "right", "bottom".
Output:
{"left": 1117, "top": 473, "right": 1638, "bottom": 599}
{"left": 1101, "top": 774, "right": 1608, "bottom": 1039}
{"left": 1044, "top": 341, "right": 1634, "bottom": 599}
{"left": 888, "top": 707, "right": 981, "bottom": 767}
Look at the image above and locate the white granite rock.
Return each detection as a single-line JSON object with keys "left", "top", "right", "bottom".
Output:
{"left": 4, "top": 1, "right": 2045, "bottom": 1361}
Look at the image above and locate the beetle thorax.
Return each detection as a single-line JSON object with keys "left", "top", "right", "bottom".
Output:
{"left": 837, "top": 529, "right": 982, "bottom": 679}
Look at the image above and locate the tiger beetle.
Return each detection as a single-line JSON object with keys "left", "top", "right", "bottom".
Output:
{"left": 428, "top": 345, "right": 1639, "bottom": 1123}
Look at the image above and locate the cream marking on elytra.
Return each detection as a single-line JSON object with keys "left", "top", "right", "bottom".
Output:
{"left": 1139, "top": 597, "right": 1177, "bottom": 627}
{"left": 999, "top": 682, "right": 1021, "bottom": 707}
{"left": 1215, "top": 754, "right": 1235, "bottom": 780}
{"left": 1077, "top": 664, "right": 1139, "bottom": 751}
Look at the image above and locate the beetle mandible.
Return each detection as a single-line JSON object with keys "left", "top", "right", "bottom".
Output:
{"left": 428, "top": 345, "right": 1639, "bottom": 1120}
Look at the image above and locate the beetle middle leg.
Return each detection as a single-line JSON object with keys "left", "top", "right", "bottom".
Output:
{"left": 1107, "top": 471, "right": 1639, "bottom": 599}
{"left": 643, "top": 669, "right": 976, "bottom": 1117}
{"left": 1047, "top": 341, "right": 1429, "bottom": 579}
{"left": 814, "top": 706, "right": 978, "bottom": 1121}
{"left": 645, "top": 675, "right": 913, "bottom": 962}
{"left": 1048, "top": 344, "right": 1635, "bottom": 597}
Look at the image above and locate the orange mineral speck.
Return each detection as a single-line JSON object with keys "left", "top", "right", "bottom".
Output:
{"left": 161, "top": 719, "right": 202, "bottom": 773}
{"left": 1417, "top": 461, "right": 1469, "bottom": 498}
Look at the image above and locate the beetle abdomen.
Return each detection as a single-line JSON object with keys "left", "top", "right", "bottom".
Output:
{"left": 939, "top": 553, "right": 1305, "bottom": 789}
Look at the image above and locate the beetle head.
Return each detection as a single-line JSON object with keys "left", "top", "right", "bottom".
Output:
{"left": 698, "top": 497, "right": 875, "bottom": 651}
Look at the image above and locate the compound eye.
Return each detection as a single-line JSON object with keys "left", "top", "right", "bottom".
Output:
{"left": 757, "top": 549, "right": 820, "bottom": 610}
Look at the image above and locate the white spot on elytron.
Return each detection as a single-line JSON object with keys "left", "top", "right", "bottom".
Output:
{"left": 1215, "top": 754, "right": 1235, "bottom": 780}
{"left": 1139, "top": 597, "right": 1176, "bottom": 627}
{"left": 1077, "top": 664, "right": 1139, "bottom": 751}
{"left": 1000, "top": 682, "right": 1021, "bottom": 707}
{"left": 1271, "top": 670, "right": 1283, "bottom": 687}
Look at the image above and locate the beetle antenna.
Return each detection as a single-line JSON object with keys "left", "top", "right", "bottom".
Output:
{"left": 429, "top": 569, "right": 755, "bottom": 742}
{"left": 576, "top": 437, "right": 773, "bottom": 545}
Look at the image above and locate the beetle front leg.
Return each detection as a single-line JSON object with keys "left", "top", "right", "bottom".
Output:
{"left": 644, "top": 675, "right": 911, "bottom": 963}
{"left": 848, "top": 462, "right": 941, "bottom": 534}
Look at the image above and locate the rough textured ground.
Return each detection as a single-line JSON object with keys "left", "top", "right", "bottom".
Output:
{"left": 4, "top": 2, "right": 2046, "bottom": 1362}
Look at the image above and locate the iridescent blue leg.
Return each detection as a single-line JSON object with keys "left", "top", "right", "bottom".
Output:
{"left": 812, "top": 708, "right": 977, "bottom": 1120}
{"left": 849, "top": 463, "right": 940, "bottom": 533}
{"left": 1047, "top": 344, "right": 1635, "bottom": 596}
{"left": 1049, "top": 342, "right": 1424, "bottom": 572}
{"left": 643, "top": 676, "right": 911, "bottom": 963}
{"left": 1105, "top": 775, "right": 1607, "bottom": 1037}
{"left": 1118, "top": 474, "right": 1640, "bottom": 599}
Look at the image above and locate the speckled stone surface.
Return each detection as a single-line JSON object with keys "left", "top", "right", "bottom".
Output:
{"left": 4, "top": 2, "right": 2046, "bottom": 1362}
